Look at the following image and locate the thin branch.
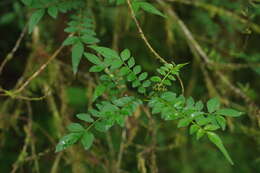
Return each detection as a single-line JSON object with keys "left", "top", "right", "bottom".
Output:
{"left": 14, "top": 45, "right": 64, "bottom": 94}
{"left": 0, "top": 24, "right": 28, "bottom": 75}
{"left": 126, "top": 0, "right": 185, "bottom": 94}
{"left": 126, "top": 0, "right": 166, "bottom": 64}
{"left": 116, "top": 128, "right": 127, "bottom": 173}
{"left": 0, "top": 44, "right": 65, "bottom": 99}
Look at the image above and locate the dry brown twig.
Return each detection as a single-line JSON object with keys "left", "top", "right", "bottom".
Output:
{"left": 0, "top": 37, "right": 68, "bottom": 99}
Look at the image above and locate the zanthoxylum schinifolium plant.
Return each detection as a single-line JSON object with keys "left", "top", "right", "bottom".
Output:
{"left": 21, "top": 0, "right": 243, "bottom": 165}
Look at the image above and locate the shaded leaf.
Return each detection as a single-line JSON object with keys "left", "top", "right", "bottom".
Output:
{"left": 62, "top": 36, "right": 78, "bottom": 46}
{"left": 177, "top": 117, "right": 192, "bottom": 128}
{"left": 81, "top": 131, "right": 94, "bottom": 150}
{"left": 196, "top": 129, "right": 205, "bottom": 140}
{"left": 128, "top": 57, "right": 135, "bottom": 68}
{"left": 119, "top": 67, "right": 131, "bottom": 76}
{"left": 215, "top": 108, "right": 242, "bottom": 117}
{"left": 138, "top": 86, "right": 146, "bottom": 93}
{"left": 150, "top": 76, "right": 161, "bottom": 82}
{"left": 133, "top": 65, "right": 142, "bottom": 74}
{"left": 190, "top": 124, "right": 200, "bottom": 135}
{"left": 76, "top": 113, "right": 94, "bottom": 123}
{"left": 207, "top": 132, "right": 234, "bottom": 165}
{"left": 81, "top": 35, "right": 99, "bottom": 44}
{"left": 204, "top": 124, "right": 220, "bottom": 131}
{"left": 207, "top": 98, "right": 220, "bottom": 113}
{"left": 216, "top": 115, "right": 226, "bottom": 130}
{"left": 29, "top": 9, "right": 45, "bottom": 33}
{"left": 127, "top": 72, "right": 136, "bottom": 81}
{"left": 93, "top": 84, "right": 106, "bottom": 101}
{"left": 120, "top": 49, "right": 131, "bottom": 61}
{"left": 138, "top": 72, "right": 148, "bottom": 81}
{"left": 89, "top": 65, "right": 105, "bottom": 72}
{"left": 89, "top": 45, "right": 119, "bottom": 59}
{"left": 137, "top": 2, "right": 166, "bottom": 17}
{"left": 72, "top": 41, "right": 84, "bottom": 74}
{"left": 48, "top": 6, "right": 58, "bottom": 18}
{"left": 84, "top": 53, "right": 102, "bottom": 64}
{"left": 55, "top": 133, "right": 82, "bottom": 152}
{"left": 67, "top": 123, "right": 84, "bottom": 132}
{"left": 142, "top": 80, "right": 151, "bottom": 87}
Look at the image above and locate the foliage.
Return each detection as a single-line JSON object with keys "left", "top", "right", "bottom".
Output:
{"left": 1, "top": 0, "right": 260, "bottom": 172}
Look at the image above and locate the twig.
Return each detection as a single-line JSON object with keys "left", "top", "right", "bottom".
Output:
{"left": 116, "top": 128, "right": 127, "bottom": 173}
{"left": 0, "top": 24, "right": 28, "bottom": 75}
{"left": 13, "top": 45, "right": 64, "bottom": 94}
{"left": 126, "top": 0, "right": 185, "bottom": 94}
{"left": 126, "top": 0, "right": 166, "bottom": 64}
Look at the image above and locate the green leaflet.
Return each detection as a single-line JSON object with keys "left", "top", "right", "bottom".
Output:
{"left": 89, "top": 45, "right": 120, "bottom": 59}
{"left": 28, "top": 9, "right": 45, "bottom": 33}
{"left": 138, "top": 72, "right": 148, "bottom": 81}
{"left": 195, "top": 101, "right": 204, "bottom": 111}
{"left": 133, "top": 2, "right": 166, "bottom": 18}
{"left": 207, "top": 97, "right": 220, "bottom": 113}
{"left": 150, "top": 76, "right": 161, "bottom": 82}
{"left": 207, "top": 132, "right": 234, "bottom": 165}
{"left": 55, "top": 133, "right": 82, "bottom": 152}
{"left": 133, "top": 65, "right": 142, "bottom": 74}
{"left": 216, "top": 115, "right": 226, "bottom": 130}
{"left": 63, "top": 36, "right": 79, "bottom": 46}
{"left": 67, "top": 123, "right": 85, "bottom": 132}
{"left": 76, "top": 113, "right": 94, "bottom": 123}
{"left": 142, "top": 80, "right": 151, "bottom": 87}
{"left": 127, "top": 57, "right": 135, "bottom": 68}
{"left": 215, "top": 108, "right": 242, "bottom": 117}
{"left": 196, "top": 129, "right": 205, "bottom": 140}
{"left": 48, "top": 6, "right": 58, "bottom": 18}
{"left": 89, "top": 65, "right": 106, "bottom": 72}
{"left": 84, "top": 53, "right": 102, "bottom": 65}
{"left": 177, "top": 117, "right": 192, "bottom": 128}
{"left": 93, "top": 84, "right": 106, "bottom": 101}
{"left": 120, "top": 49, "right": 131, "bottom": 61}
{"left": 81, "top": 35, "right": 99, "bottom": 44}
{"left": 204, "top": 124, "right": 219, "bottom": 131}
{"left": 189, "top": 124, "right": 200, "bottom": 135}
{"left": 81, "top": 131, "right": 95, "bottom": 150}
{"left": 72, "top": 41, "right": 84, "bottom": 74}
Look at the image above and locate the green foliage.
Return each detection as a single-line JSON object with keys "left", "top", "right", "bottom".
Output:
{"left": 147, "top": 89, "right": 242, "bottom": 154}
{"left": 56, "top": 96, "right": 142, "bottom": 151}
{"left": 22, "top": 0, "right": 84, "bottom": 32}
{"left": 56, "top": 42, "right": 242, "bottom": 164}
{"left": 63, "top": 12, "right": 99, "bottom": 74}
{"left": 1, "top": 0, "right": 252, "bottom": 171}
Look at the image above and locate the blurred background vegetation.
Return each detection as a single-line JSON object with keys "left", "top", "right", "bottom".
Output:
{"left": 0, "top": 0, "right": 260, "bottom": 172}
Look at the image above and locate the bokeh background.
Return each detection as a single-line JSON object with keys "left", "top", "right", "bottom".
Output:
{"left": 0, "top": 0, "right": 260, "bottom": 172}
